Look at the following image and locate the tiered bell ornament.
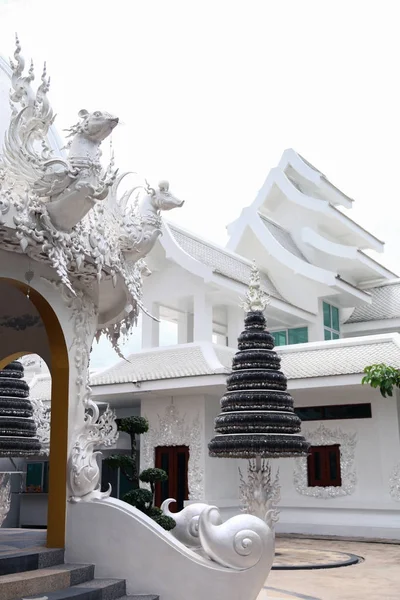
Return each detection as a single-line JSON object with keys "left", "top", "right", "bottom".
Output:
{"left": 209, "top": 263, "right": 309, "bottom": 459}
{"left": 0, "top": 360, "right": 41, "bottom": 456}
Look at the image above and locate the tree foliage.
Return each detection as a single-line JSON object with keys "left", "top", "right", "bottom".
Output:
{"left": 104, "top": 416, "right": 175, "bottom": 531}
{"left": 362, "top": 363, "right": 400, "bottom": 398}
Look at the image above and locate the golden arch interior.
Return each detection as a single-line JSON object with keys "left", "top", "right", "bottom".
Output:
{"left": 0, "top": 278, "right": 69, "bottom": 548}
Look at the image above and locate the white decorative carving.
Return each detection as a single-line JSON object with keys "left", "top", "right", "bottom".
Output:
{"left": 4, "top": 36, "right": 117, "bottom": 232}
{"left": 198, "top": 505, "right": 273, "bottom": 571}
{"left": 0, "top": 38, "right": 183, "bottom": 358}
{"left": 69, "top": 396, "right": 118, "bottom": 503}
{"left": 31, "top": 398, "right": 51, "bottom": 455}
{"left": 161, "top": 499, "right": 213, "bottom": 548}
{"left": 142, "top": 403, "right": 204, "bottom": 501}
{"left": 293, "top": 423, "right": 357, "bottom": 499}
{"left": 389, "top": 462, "right": 400, "bottom": 501}
{"left": 111, "top": 177, "right": 184, "bottom": 258}
{"left": 239, "top": 459, "right": 280, "bottom": 527}
{"left": 240, "top": 261, "right": 270, "bottom": 313}
{"left": 0, "top": 472, "right": 11, "bottom": 526}
{"left": 44, "top": 279, "right": 118, "bottom": 502}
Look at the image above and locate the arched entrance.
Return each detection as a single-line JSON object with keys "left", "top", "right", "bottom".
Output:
{"left": 0, "top": 278, "right": 69, "bottom": 548}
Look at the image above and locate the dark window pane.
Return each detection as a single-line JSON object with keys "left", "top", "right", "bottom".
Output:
{"left": 176, "top": 451, "right": 187, "bottom": 511}
{"left": 160, "top": 452, "right": 170, "bottom": 505}
{"left": 313, "top": 451, "right": 321, "bottom": 480}
{"left": 272, "top": 331, "right": 287, "bottom": 346}
{"left": 101, "top": 460, "right": 119, "bottom": 498}
{"left": 295, "top": 407, "right": 324, "bottom": 421}
{"left": 43, "top": 462, "right": 49, "bottom": 493}
{"left": 323, "top": 302, "right": 331, "bottom": 328}
{"left": 324, "top": 329, "right": 332, "bottom": 340}
{"left": 329, "top": 450, "right": 338, "bottom": 481}
{"left": 288, "top": 327, "right": 308, "bottom": 345}
{"left": 26, "top": 463, "right": 43, "bottom": 493}
{"left": 332, "top": 332, "right": 340, "bottom": 340}
{"left": 119, "top": 469, "right": 132, "bottom": 499}
{"left": 332, "top": 306, "right": 340, "bottom": 332}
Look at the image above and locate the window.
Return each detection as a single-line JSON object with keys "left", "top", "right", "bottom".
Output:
{"left": 323, "top": 302, "right": 340, "bottom": 340}
{"left": 272, "top": 327, "right": 308, "bottom": 347}
{"left": 307, "top": 445, "right": 341, "bottom": 487}
{"left": 26, "top": 461, "right": 49, "bottom": 493}
{"left": 101, "top": 460, "right": 133, "bottom": 500}
{"left": 295, "top": 403, "right": 372, "bottom": 422}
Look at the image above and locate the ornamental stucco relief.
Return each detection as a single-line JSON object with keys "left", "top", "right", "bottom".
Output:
{"left": 142, "top": 403, "right": 204, "bottom": 501}
{"left": 293, "top": 423, "right": 357, "bottom": 499}
{"left": 389, "top": 462, "right": 400, "bottom": 501}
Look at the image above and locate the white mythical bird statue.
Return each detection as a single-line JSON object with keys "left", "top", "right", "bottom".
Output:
{"left": 3, "top": 36, "right": 118, "bottom": 231}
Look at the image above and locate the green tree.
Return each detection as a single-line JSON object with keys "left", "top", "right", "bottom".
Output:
{"left": 362, "top": 363, "right": 400, "bottom": 398}
{"left": 104, "top": 416, "right": 175, "bottom": 531}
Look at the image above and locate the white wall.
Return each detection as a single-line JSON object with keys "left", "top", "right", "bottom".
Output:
{"left": 140, "top": 394, "right": 207, "bottom": 501}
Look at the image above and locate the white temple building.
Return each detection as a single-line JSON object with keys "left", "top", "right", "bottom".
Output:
{"left": 22, "top": 149, "right": 400, "bottom": 540}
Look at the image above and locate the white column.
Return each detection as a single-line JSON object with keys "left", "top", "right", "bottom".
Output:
{"left": 307, "top": 299, "right": 325, "bottom": 342}
{"left": 141, "top": 302, "right": 160, "bottom": 349}
{"left": 193, "top": 292, "right": 213, "bottom": 342}
{"left": 227, "top": 306, "right": 243, "bottom": 348}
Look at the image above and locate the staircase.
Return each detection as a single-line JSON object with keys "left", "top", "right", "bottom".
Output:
{"left": 0, "top": 545, "right": 159, "bottom": 600}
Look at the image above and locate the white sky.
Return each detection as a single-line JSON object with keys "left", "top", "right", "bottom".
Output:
{"left": 1, "top": 0, "right": 400, "bottom": 369}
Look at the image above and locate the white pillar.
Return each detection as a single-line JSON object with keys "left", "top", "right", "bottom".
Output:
{"left": 193, "top": 292, "right": 213, "bottom": 342}
{"left": 178, "top": 311, "right": 195, "bottom": 344}
{"left": 141, "top": 302, "right": 160, "bottom": 349}
{"left": 227, "top": 306, "right": 243, "bottom": 348}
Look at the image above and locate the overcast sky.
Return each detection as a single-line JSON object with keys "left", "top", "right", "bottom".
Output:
{"left": 1, "top": 0, "right": 399, "bottom": 369}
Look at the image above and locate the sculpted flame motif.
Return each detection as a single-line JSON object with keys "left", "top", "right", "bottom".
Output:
{"left": 69, "top": 395, "right": 118, "bottom": 503}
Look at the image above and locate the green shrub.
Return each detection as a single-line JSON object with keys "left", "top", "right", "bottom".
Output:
{"left": 105, "top": 415, "right": 176, "bottom": 531}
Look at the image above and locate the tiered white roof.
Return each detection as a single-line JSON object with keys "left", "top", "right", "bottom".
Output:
{"left": 226, "top": 148, "right": 395, "bottom": 312}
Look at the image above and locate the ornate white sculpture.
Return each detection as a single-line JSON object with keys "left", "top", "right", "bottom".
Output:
{"left": 4, "top": 36, "right": 118, "bottom": 232}
{"left": 161, "top": 500, "right": 274, "bottom": 572}
{"left": 31, "top": 398, "right": 51, "bottom": 455}
{"left": 142, "top": 403, "right": 204, "bottom": 500}
{"left": 112, "top": 177, "right": 184, "bottom": 257}
{"left": 239, "top": 459, "right": 280, "bottom": 527}
{"left": 161, "top": 499, "right": 212, "bottom": 548}
{"left": 0, "top": 472, "right": 11, "bottom": 526}
{"left": 69, "top": 395, "right": 118, "bottom": 503}
{"left": 240, "top": 261, "right": 270, "bottom": 312}
{"left": 294, "top": 423, "right": 357, "bottom": 499}
{"left": 389, "top": 462, "right": 400, "bottom": 501}
{"left": 198, "top": 506, "right": 273, "bottom": 571}
{"left": 0, "top": 38, "right": 184, "bottom": 356}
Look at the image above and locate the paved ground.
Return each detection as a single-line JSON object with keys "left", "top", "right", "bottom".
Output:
{"left": 258, "top": 537, "right": 400, "bottom": 600}
{"left": 1, "top": 530, "right": 400, "bottom": 599}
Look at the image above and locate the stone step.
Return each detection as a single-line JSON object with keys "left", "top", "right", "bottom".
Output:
{"left": 0, "top": 548, "right": 65, "bottom": 576}
{"left": 0, "top": 563, "right": 95, "bottom": 600}
{"left": 120, "top": 596, "right": 160, "bottom": 600}
{"left": 18, "top": 578, "right": 127, "bottom": 600}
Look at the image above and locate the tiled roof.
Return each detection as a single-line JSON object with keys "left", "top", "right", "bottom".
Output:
{"left": 167, "top": 224, "right": 285, "bottom": 301}
{"left": 278, "top": 338, "right": 400, "bottom": 379}
{"left": 91, "top": 335, "right": 400, "bottom": 387}
{"left": 90, "top": 344, "right": 228, "bottom": 386}
{"left": 345, "top": 281, "right": 400, "bottom": 323}
{"left": 258, "top": 215, "right": 309, "bottom": 262}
